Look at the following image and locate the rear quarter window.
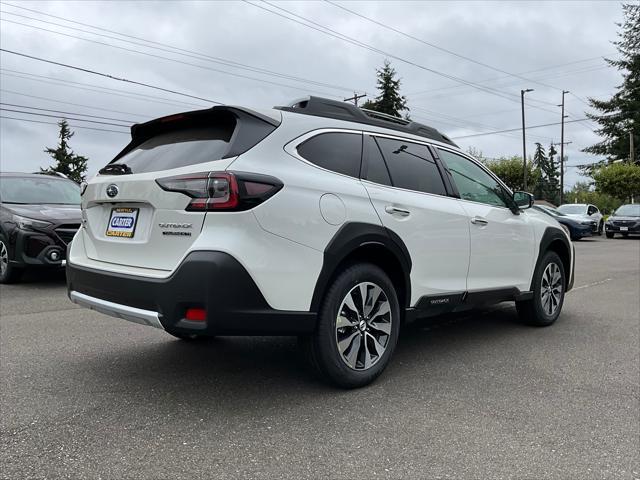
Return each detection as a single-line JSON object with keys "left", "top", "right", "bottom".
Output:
{"left": 297, "top": 132, "right": 362, "bottom": 178}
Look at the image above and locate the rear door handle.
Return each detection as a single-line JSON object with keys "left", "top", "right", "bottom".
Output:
{"left": 470, "top": 216, "right": 488, "bottom": 225}
{"left": 385, "top": 206, "right": 411, "bottom": 217}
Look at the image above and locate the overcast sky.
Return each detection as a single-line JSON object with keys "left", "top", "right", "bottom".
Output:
{"left": 0, "top": 1, "right": 628, "bottom": 188}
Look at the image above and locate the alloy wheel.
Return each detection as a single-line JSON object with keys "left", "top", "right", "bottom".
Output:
{"left": 540, "top": 262, "right": 563, "bottom": 316}
{"left": 335, "top": 282, "right": 392, "bottom": 371}
{"left": 0, "top": 240, "right": 8, "bottom": 277}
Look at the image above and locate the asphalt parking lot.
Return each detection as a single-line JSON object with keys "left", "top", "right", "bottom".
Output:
{"left": 1, "top": 236, "right": 639, "bottom": 479}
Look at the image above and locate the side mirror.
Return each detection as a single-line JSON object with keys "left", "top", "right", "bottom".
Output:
{"left": 513, "top": 191, "right": 534, "bottom": 209}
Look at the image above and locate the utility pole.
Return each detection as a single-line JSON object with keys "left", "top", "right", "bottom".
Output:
{"left": 559, "top": 90, "right": 569, "bottom": 204}
{"left": 344, "top": 92, "right": 366, "bottom": 107}
{"left": 631, "top": 131, "right": 635, "bottom": 163}
{"left": 521, "top": 89, "right": 534, "bottom": 190}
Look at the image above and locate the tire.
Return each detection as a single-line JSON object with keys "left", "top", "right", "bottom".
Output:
{"left": 0, "top": 237, "right": 23, "bottom": 284}
{"left": 606, "top": 232, "right": 615, "bottom": 239}
{"left": 300, "top": 263, "right": 401, "bottom": 389}
{"left": 516, "top": 251, "right": 566, "bottom": 327}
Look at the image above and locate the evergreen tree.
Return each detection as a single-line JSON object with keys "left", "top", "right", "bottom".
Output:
{"left": 531, "top": 143, "right": 560, "bottom": 204}
{"left": 583, "top": 4, "right": 639, "bottom": 163}
{"left": 41, "top": 120, "right": 89, "bottom": 184}
{"left": 532, "top": 143, "right": 548, "bottom": 200}
{"left": 546, "top": 143, "right": 560, "bottom": 204}
{"left": 361, "top": 60, "right": 409, "bottom": 118}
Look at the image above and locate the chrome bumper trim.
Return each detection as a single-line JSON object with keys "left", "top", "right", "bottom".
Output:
{"left": 69, "top": 290, "right": 164, "bottom": 329}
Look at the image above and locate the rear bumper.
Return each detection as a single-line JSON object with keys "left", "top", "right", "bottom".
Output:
{"left": 69, "top": 291, "right": 163, "bottom": 329}
{"left": 67, "top": 251, "right": 317, "bottom": 335}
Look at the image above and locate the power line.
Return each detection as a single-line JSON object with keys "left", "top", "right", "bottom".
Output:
{"left": 410, "top": 106, "right": 554, "bottom": 143}
{"left": 0, "top": 115, "right": 129, "bottom": 134}
{"left": 325, "top": 0, "right": 568, "bottom": 93}
{"left": 244, "top": 1, "right": 539, "bottom": 106}
{"left": 0, "top": 107, "right": 131, "bottom": 127}
{"left": 0, "top": 102, "right": 138, "bottom": 124}
{"left": 0, "top": 48, "right": 223, "bottom": 104}
{"left": 0, "top": 69, "right": 206, "bottom": 109}
{"left": 409, "top": 64, "right": 609, "bottom": 104}
{"left": 407, "top": 56, "right": 609, "bottom": 96}
{"left": 0, "top": 2, "right": 356, "bottom": 93}
{"left": 0, "top": 88, "right": 150, "bottom": 119}
{"left": 451, "top": 118, "right": 594, "bottom": 139}
{"left": 0, "top": 17, "right": 342, "bottom": 99}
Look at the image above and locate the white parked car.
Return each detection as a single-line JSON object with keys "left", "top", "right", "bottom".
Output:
{"left": 67, "top": 96, "right": 574, "bottom": 388}
{"left": 557, "top": 203, "right": 603, "bottom": 235}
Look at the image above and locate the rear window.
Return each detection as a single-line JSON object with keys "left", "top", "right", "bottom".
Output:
{"left": 297, "top": 132, "right": 362, "bottom": 178}
{"left": 114, "top": 127, "right": 232, "bottom": 174}
{"left": 106, "top": 108, "right": 277, "bottom": 174}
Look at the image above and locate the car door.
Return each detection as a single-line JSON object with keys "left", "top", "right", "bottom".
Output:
{"left": 361, "top": 134, "right": 470, "bottom": 305}
{"left": 588, "top": 204, "right": 602, "bottom": 225}
{"left": 436, "top": 148, "right": 536, "bottom": 293}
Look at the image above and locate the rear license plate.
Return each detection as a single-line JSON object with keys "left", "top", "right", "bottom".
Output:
{"left": 620, "top": 226, "right": 629, "bottom": 231}
{"left": 106, "top": 207, "right": 139, "bottom": 238}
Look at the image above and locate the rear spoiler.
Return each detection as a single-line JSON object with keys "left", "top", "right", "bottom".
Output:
{"left": 110, "top": 106, "right": 281, "bottom": 163}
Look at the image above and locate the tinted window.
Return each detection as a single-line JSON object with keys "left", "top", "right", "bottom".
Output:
{"left": 438, "top": 149, "right": 510, "bottom": 208}
{"left": 115, "top": 127, "right": 233, "bottom": 174}
{"left": 297, "top": 132, "right": 362, "bottom": 178}
{"left": 363, "top": 135, "right": 392, "bottom": 186}
{"left": 0, "top": 176, "right": 80, "bottom": 205}
{"left": 109, "top": 111, "right": 277, "bottom": 174}
{"left": 375, "top": 137, "right": 446, "bottom": 195}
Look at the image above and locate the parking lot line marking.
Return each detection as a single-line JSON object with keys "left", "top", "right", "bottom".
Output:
{"left": 570, "top": 278, "right": 612, "bottom": 292}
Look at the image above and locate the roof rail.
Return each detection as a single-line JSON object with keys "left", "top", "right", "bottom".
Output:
{"left": 275, "top": 96, "right": 458, "bottom": 147}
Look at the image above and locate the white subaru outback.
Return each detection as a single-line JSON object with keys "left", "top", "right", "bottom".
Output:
{"left": 67, "top": 96, "right": 574, "bottom": 388}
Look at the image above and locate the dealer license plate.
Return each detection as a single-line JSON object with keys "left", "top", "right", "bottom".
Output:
{"left": 106, "top": 207, "right": 139, "bottom": 238}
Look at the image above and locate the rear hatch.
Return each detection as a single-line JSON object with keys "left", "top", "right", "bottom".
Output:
{"left": 81, "top": 106, "right": 280, "bottom": 271}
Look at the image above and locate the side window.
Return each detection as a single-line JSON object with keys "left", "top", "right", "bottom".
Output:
{"left": 437, "top": 149, "right": 510, "bottom": 208}
{"left": 375, "top": 137, "right": 447, "bottom": 195}
{"left": 297, "top": 132, "right": 362, "bottom": 178}
{"left": 362, "top": 135, "right": 392, "bottom": 186}
{"left": 587, "top": 205, "right": 597, "bottom": 215}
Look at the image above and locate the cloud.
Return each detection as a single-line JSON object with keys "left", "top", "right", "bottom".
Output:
{"left": 0, "top": 0, "right": 624, "bottom": 189}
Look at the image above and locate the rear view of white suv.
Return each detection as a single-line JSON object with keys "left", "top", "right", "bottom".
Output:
{"left": 67, "top": 96, "right": 574, "bottom": 388}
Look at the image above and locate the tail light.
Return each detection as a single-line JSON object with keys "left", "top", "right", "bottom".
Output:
{"left": 156, "top": 171, "right": 283, "bottom": 212}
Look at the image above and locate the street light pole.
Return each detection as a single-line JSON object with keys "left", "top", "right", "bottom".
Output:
{"left": 521, "top": 89, "right": 534, "bottom": 191}
{"left": 559, "top": 90, "right": 569, "bottom": 204}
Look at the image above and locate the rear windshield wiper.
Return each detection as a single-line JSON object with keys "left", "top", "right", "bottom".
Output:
{"left": 99, "top": 163, "right": 132, "bottom": 175}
